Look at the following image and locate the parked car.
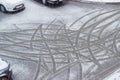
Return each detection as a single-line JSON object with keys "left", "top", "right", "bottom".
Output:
{"left": 0, "top": 0, "right": 25, "bottom": 13}
{"left": 41, "top": 0, "right": 63, "bottom": 5}
{"left": 0, "top": 58, "right": 12, "bottom": 80}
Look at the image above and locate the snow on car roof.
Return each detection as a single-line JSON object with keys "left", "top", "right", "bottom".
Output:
{"left": 0, "top": 58, "right": 9, "bottom": 71}
{"left": 82, "top": 0, "right": 120, "bottom": 3}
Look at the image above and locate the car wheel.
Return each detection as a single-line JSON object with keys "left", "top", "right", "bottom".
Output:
{"left": 0, "top": 5, "right": 6, "bottom": 13}
{"left": 42, "top": 0, "right": 48, "bottom": 5}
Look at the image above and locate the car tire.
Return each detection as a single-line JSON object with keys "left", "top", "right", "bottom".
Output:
{"left": 42, "top": 0, "right": 48, "bottom": 5}
{"left": 0, "top": 5, "right": 6, "bottom": 13}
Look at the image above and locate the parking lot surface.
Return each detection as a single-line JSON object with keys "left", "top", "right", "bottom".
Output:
{"left": 0, "top": 0, "right": 120, "bottom": 80}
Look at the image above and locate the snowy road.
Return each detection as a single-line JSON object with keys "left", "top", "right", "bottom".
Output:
{"left": 0, "top": 0, "right": 120, "bottom": 80}
{"left": 82, "top": 0, "right": 120, "bottom": 3}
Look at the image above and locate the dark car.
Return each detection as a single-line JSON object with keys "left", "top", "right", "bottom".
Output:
{"left": 41, "top": 0, "right": 63, "bottom": 5}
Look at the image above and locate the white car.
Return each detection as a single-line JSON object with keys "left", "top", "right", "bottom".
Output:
{"left": 41, "top": 0, "right": 63, "bottom": 5}
{"left": 0, "top": 58, "right": 12, "bottom": 80}
{"left": 0, "top": 0, "right": 25, "bottom": 13}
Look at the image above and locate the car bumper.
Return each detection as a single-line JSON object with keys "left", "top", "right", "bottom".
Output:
{"left": 0, "top": 70, "right": 12, "bottom": 80}
{"left": 6, "top": 3, "right": 25, "bottom": 12}
{"left": 0, "top": 70, "right": 10, "bottom": 77}
{"left": 47, "top": 0, "right": 63, "bottom": 4}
